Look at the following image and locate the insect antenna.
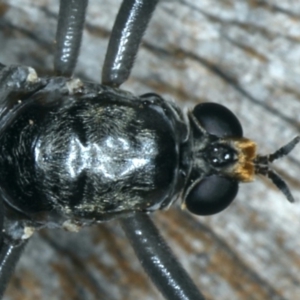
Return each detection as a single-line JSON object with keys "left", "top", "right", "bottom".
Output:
{"left": 267, "top": 170, "right": 295, "bottom": 203}
{"left": 268, "top": 136, "right": 300, "bottom": 162}
{"left": 253, "top": 136, "right": 300, "bottom": 203}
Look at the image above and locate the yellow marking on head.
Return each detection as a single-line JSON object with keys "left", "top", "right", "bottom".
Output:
{"left": 230, "top": 138, "right": 257, "bottom": 182}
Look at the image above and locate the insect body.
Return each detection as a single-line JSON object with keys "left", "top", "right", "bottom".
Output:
{"left": 0, "top": 65, "right": 297, "bottom": 240}
{"left": 0, "top": 73, "right": 188, "bottom": 226}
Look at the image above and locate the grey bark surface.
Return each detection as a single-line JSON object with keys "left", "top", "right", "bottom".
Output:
{"left": 0, "top": 1, "right": 300, "bottom": 299}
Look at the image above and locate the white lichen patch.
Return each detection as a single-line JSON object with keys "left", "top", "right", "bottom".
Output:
{"left": 21, "top": 226, "right": 35, "bottom": 239}
{"left": 66, "top": 78, "right": 84, "bottom": 94}
{"left": 62, "top": 220, "right": 81, "bottom": 232}
{"left": 26, "top": 67, "right": 39, "bottom": 83}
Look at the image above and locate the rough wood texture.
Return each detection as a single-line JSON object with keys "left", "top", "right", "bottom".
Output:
{"left": 0, "top": 1, "right": 300, "bottom": 299}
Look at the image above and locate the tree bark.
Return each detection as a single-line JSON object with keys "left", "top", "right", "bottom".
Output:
{"left": 0, "top": 1, "right": 300, "bottom": 299}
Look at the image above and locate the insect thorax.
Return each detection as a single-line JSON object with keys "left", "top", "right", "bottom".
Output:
{"left": 0, "top": 74, "right": 189, "bottom": 227}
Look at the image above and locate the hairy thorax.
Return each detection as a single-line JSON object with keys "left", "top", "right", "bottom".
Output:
{"left": 0, "top": 78, "right": 189, "bottom": 225}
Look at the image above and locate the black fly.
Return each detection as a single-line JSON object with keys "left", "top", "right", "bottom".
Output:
{"left": 0, "top": 1, "right": 299, "bottom": 300}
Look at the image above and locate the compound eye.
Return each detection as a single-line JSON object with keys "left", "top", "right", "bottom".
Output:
{"left": 185, "top": 175, "right": 239, "bottom": 215}
{"left": 192, "top": 102, "right": 243, "bottom": 138}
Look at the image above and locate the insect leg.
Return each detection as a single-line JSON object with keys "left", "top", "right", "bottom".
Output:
{"left": 54, "top": 0, "right": 88, "bottom": 76}
{"left": 120, "top": 212, "right": 206, "bottom": 300}
{"left": 0, "top": 240, "right": 28, "bottom": 298}
{"left": 102, "top": 0, "right": 158, "bottom": 87}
